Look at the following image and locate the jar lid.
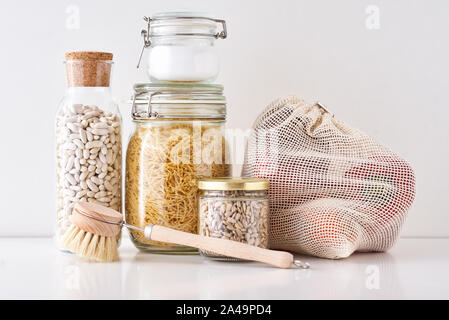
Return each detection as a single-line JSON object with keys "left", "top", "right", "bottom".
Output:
{"left": 198, "top": 177, "right": 270, "bottom": 191}
{"left": 147, "top": 12, "right": 227, "bottom": 39}
{"left": 130, "top": 82, "right": 226, "bottom": 120}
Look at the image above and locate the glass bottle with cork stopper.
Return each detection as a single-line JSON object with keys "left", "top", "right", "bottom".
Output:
{"left": 55, "top": 51, "right": 122, "bottom": 249}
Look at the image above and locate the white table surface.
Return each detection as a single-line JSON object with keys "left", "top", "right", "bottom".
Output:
{"left": 0, "top": 237, "right": 447, "bottom": 300}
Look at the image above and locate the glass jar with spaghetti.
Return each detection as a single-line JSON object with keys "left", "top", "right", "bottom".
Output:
{"left": 125, "top": 83, "right": 231, "bottom": 253}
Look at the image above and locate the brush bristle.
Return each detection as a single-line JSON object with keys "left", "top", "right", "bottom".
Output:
{"left": 61, "top": 225, "right": 119, "bottom": 262}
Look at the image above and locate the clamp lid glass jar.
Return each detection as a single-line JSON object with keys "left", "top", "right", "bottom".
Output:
{"left": 125, "top": 83, "right": 231, "bottom": 253}
{"left": 138, "top": 12, "right": 227, "bottom": 83}
{"left": 198, "top": 177, "right": 270, "bottom": 260}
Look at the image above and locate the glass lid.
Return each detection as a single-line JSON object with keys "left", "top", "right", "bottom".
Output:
{"left": 130, "top": 83, "right": 226, "bottom": 120}
{"left": 147, "top": 12, "right": 227, "bottom": 38}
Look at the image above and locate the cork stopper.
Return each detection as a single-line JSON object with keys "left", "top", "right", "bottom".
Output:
{"left": 65, "top": 51, "right": 113, "bottom": 87}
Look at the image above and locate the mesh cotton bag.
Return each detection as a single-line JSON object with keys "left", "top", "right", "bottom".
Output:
{"left": 242, "top": 95, "right": 415, "bottom": 259}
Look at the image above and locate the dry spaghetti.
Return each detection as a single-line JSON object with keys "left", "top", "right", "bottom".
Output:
{"left": 125, "top": 120, "right": 230, "bottom": 250}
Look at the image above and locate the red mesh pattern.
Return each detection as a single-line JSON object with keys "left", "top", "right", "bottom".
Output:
{"left": 242, "top": 96, "right": 415, "bottom": 259}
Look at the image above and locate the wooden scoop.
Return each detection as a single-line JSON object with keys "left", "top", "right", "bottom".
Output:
{"left": 71, "top": 202, "right": 309, "bottom": 269}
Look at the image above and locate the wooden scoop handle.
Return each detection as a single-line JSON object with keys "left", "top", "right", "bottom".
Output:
{"left": 145, "top": 225, "right": 294, "bottom": 269}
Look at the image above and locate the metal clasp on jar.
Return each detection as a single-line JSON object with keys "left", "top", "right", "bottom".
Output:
{"left": 131, "top": 91, "right": 161, "bottom": 120}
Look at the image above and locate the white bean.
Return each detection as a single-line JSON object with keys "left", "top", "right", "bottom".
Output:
{"left": 91, "top": 129, "right": 109, "bottom": 135}
{"left": 79, "top": 128, "right": 87, "bottom": 144}
{"left": 92, "top": 122, "right": 108, "bottom": 129}
{"left": 66, "top": 123, "right": 79, "bottom": 132}
{"left": 85, "top": 141, "right": 103, "bottom": 149}
{"left": 86, "top": 179, "right": 99, "bottom": 192}
{"left": 65, "top": 173, "right": 76, "bottom": 186}
{"left": 65, "top": 156, "right": 74, "bottom": 171}
{"left": 73, "top": 139, "right": 84, "bottom": 149}
{"left": 79, "top": 170, "right": 88, "bottom": 181}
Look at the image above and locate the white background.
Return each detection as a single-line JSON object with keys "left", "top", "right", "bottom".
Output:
{"left": 0, "top": 0, "right": 447, "bottom": 237}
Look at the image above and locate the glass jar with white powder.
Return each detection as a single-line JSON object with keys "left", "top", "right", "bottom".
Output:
{"left": 138, "top": 12, "right": 227, "bottom": 83}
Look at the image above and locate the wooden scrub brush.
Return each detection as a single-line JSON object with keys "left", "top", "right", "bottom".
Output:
{"left": 61, "top": 202, "right": 122, "bottom": 262}
{"left": 61, "top": 202, "right": 310, "bottom": 269}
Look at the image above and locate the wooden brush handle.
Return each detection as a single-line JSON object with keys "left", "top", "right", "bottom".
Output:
{"left": 145, "top": 225, "right": 294, "bottom": 269}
